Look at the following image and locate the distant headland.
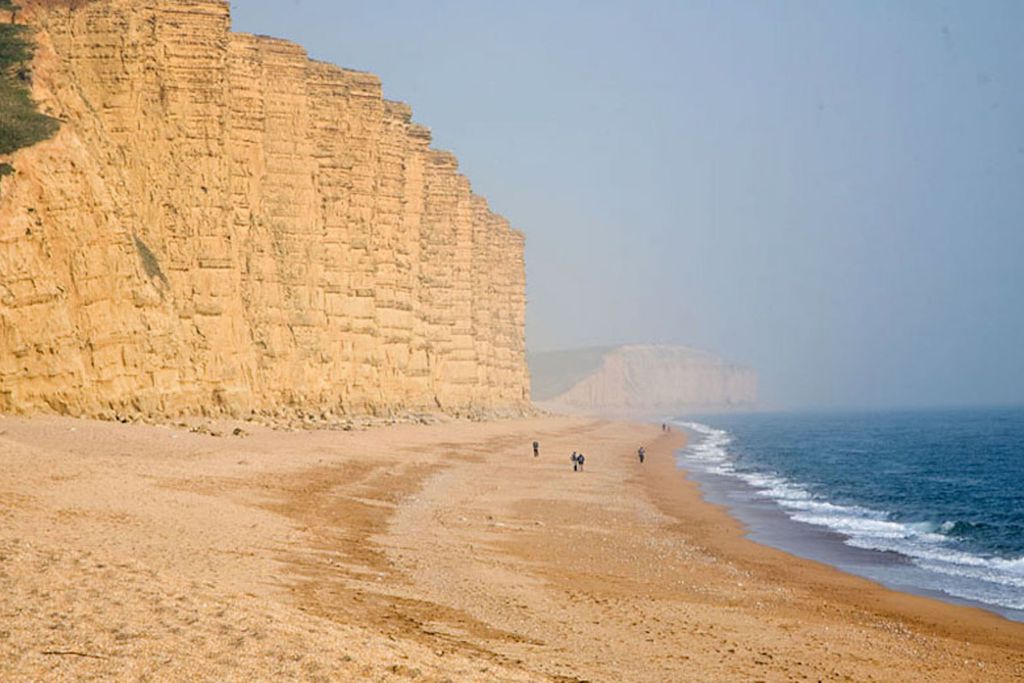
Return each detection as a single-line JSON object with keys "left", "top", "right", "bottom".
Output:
{"left": 529, "top": 344, "right": 757, "bottom": 415}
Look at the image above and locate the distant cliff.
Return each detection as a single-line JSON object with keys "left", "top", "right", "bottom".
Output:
{"left": 529, "top": 345, "right": 757, "bottom": 415}
{"left": 0, "top": 0, "right": 528, "bottom": 419}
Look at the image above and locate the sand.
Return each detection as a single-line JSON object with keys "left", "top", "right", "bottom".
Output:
{"left": 0, "top": 414, "right": 1021, "bottom": 681}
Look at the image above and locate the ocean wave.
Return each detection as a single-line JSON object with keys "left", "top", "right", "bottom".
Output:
{"left": 677, "top": 422, "right": 732, "bottom": 464}
{"left": 675, "top": 420, "right": 1024, "bottom": 608}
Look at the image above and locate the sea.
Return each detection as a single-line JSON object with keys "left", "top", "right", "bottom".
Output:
{"left": 672, "top": 407, "right": 1024, "bottom": 622}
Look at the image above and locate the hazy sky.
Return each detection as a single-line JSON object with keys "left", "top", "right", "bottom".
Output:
{"left": 231, "top": 1, "right": 1024, "bottom": 409}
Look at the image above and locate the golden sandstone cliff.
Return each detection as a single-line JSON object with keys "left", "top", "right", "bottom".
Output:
{"left": 0, "top": 0, "right": 529, "bottom": 419}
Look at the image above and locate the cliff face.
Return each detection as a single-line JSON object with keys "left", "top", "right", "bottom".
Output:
{"left": 529, "top": 345, "right": 757, "bottom": 415}
{"left": 0, "top": 0, "right": 529, "bottom": 418}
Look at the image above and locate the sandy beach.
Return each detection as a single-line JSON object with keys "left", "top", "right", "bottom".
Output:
{"left": 1, "top": 414, "right": 1022, "bottom": 682}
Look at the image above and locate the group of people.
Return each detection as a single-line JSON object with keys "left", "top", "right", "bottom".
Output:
{"left": 570, "top": 451, "right": 586, "bottom": 471}
{"left": 529, "top": 433, "right": 661, "bottom": 472}
{"left": 532, "top": 440, "right": 586, "bottom": 471}
{"left": 532, "top": 441, "right": 585, "bottom": 471}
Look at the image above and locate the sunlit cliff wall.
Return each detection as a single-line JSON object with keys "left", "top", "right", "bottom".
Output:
{"left": 0, "top": 0, "right": 529, "bottom": 418}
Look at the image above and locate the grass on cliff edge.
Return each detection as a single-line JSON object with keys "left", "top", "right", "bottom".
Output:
{"left": 0, "top": 3, "right": 60, "bottom": 160}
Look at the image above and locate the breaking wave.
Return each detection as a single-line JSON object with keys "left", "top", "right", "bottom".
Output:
{"left": 677, "top": 421, "right": 1024, "bottom": 612}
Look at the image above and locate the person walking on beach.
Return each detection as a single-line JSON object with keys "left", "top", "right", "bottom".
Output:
{"left": 533, "top": 440, "right": 540, "bottom": 458}
{"left": 638, "top": 446, "right": 645, "bottom": 464}
{"left": 576, "top": 453, "right": 585, "bottom": 471}
{"left": 571, "top": 451, "right": 578, "bottom": 471}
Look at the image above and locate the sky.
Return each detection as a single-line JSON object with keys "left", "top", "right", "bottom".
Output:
{"left": 231, "top": 1, "right": 1024, "bottom": 410}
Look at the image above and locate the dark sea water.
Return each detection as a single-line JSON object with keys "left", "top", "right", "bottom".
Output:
{"left": 672, "top": 408, "right": 1024, "bottom": 621}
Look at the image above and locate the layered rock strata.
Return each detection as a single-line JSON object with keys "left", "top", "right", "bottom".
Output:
{"left": 0, "top": 0, "right": 529, "bottom": 418}
{"left": 529, "top": 345, "right": 757, "bottom": 415}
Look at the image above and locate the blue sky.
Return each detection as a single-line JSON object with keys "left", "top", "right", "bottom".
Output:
{"left": 232, "top": 1, "right": 1024, "bottom": 409}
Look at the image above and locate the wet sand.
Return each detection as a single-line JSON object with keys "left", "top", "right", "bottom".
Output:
{"left": 0, "top": 415, "right": 1021, "bottom": 681}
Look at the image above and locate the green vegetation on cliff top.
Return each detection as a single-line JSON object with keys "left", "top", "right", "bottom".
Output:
{"left": 0, "top": 1, "right": 60, "bottom": 159}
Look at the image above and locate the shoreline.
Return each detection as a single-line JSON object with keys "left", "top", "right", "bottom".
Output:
{"left": 680, "top": 446, "right": 1024, "bottom": 623}
{"left": 640, "top": 427, "right": 1024, "bottom": 652}
{"left": 1, "top": 414, "right": 1022, "bottom": 681}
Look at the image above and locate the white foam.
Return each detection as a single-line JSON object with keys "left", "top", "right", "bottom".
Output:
{"left": 675, "top": 420, "right": 1024, "bottom": 610}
